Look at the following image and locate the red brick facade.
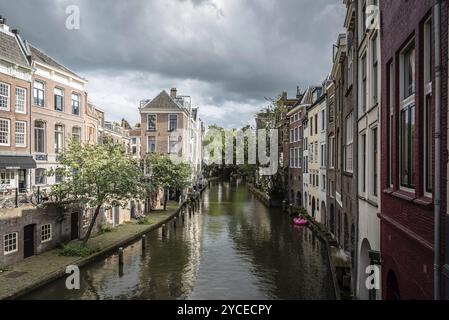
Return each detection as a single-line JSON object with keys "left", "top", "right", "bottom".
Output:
{"left": 380, "top": 0, "right": 448, "bottom": 299}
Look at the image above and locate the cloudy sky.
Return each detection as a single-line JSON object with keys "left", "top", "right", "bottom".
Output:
{"left": 1, "top": 0, "right": 345, "bottom": 128}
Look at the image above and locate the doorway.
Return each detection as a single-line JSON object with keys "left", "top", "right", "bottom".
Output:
{"left": 18, "top": 169, "right": 27, "bottom": 193}
{"left": 23, "top": 224, "right": 35, "bottom": 259}
{"left": 71, "top": 212, "right": 79, "bottom": 240}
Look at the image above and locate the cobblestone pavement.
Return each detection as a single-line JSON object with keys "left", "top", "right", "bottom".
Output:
{"left": 0, "top": 203, "right": 182, "bottom": 300}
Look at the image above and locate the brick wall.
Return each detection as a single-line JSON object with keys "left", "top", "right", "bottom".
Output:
{"left": 380, "top": 0, "right": 448, "bottom": 299}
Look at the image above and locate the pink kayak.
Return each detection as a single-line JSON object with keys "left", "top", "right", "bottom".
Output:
{"left": 293, "top": 217, "right": 308, "bottom": 226}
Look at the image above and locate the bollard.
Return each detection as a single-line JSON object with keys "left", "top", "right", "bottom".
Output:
{"left": 142, "top": 235, "right": 146, "bottom": 252}
{"left": 173, "top": 218, "right": 177, "bottom": 229}
{"left": 118, "top": 247, "right": 124, "bottom": 266}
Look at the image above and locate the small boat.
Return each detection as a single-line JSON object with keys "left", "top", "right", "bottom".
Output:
{"left": 293, "top": 216, "right": 308, "bottom": 227}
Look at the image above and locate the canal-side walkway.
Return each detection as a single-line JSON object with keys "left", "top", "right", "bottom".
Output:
{"left": 0, "top": 202, "right": 184, "bottom": 300}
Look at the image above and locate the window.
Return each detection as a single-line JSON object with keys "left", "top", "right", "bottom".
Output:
{"left": 400, "top": 41, "right": 416, "bottom": 189}
{"left": 400, "top": 104, "right": 415, "bottom": 189}
{"left": 72, "top": 93, "right": 80, "bottom": 116}
{"left": 169, "top": 114, "right": 178, "bottom": 132}
{"left": 148, "top": 136, "right": 156, "bottom": 153}
{"left": 4, "top": 233, "right": 18, "bottom": 254}
{"left": 372, "top": 127, "right": 378, "bottom": 197}
{"left": 0, "top": 170, "right": 14, "bottom": 186}
{"left": 310, "top": 118, "right": 313, "bottom": 136}
{"left": 388, "top": 62, "right": 394, "bottom": 187}
{"left": 35, "top": 121, "right": 46, "bottom": 153}
{"left": 361, "top": 53, "right": 367, "bottom": 112}
{"left": 169, "top": 136, "right": 178, "bottom": 154}
{"left": 362, "top": 0, "right": 367, "bottom": 33}
{"left": 41, "top": 224, "right": 52, "bottom": 243}
{"left": 0, "top": 118, "right": 10, "bottom": 146}
{"left": 15, "top": 87, "right": 26, "bottom": 113}
{"left": 321, "top": 110, "right": 325, "bottom": 131}
{"left": 329, "top": 135, "right": 335, "bottom": 169}
{"left": 295, "top": 127, "right": 299, "bottom": 142}
{"left": 295, "top": 148, "right": 299, "bottom": 168}
{"left": 55, "top": 168, "right": 65, "bottom": 183}
{"left": 424, "top": 18, "right": 433, "bottom": 195}
{"left": 54, "top": 88, "right": 64, "bottom": 112}
{"left": 321, "top": 144, "right": 326, "bottom": 168}
{"left": 360, "top": 133, "right": 366, "bottom": 193}
{"left": 315, "top": 142, "right": 318, "bottom": 163}
{"left": 290, "top": 148, "right": 294, "bottom": 168}
{"left": 34, "top": 81, "right": 45, "bottom": 107}
{"left": 344, "top": 113, "right": 354, "bottom": 172}
{"left": 132, "top": 146, "right": 138, "bottom": 155}
{"left": 424, "top": 18, "right": 433, "bottom": 85}
{"left": 147, "top": 114, "right": 156, "bottom": 131}
{"left": 55, "top": 125, "right": 64, "bottom": 154}
{"left": 35, "top": 168, "right": 46, "bottom": 185}
{"left": 72, "top": 127, "right": 81, "bottom": 143}
{"left": 315, "top": 115, "right": 318, "bottom": 135}
{"left": 290, "top": 129, "right": 294, "bottom": 143}
{"left": 372, "top": 34, "right": 379, "bottom": 106}
{"left": 0, "top": 82, "right": 10, "bottom": 110}
{"left": 15, "top": 121, "right": 26, "bottom": 147}
{"left": 403, "top": 44, "right": 416, "bottom": 99}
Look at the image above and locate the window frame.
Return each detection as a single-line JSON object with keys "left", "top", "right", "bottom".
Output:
{"left": 15, "top": 87, "right": 27, "bottom": 114}
{"left": 168, "top": 114, "right": 178, "bottom": 132}
{"left": 147, "top": 136, "right": 156, "bottom": 153}
{"left": 34, "top": 120, "right": 46, "bottom": 153}
{"left": 41, "top": 224, "right": 52, "bottom": 243}
{"left": 71, "top": 93, "right": 81, "bottom": 116}
{"left": 3, "top": 232, "right": 18, "bottom": 255}
{"left": 33, "top": 80, "right": 45, "bottom": 107}
{"left": 54, "top": 87, "right": 64, "bottom": 112}
{"left": 0, "top": 82, "right": 10, "bottom": 111}
{"left": 0, "top": 118, "right": 11, "bottom": 146}
{"left": 147, "top": 114, "right": 157, "bottom": 131}
{"left": 15, "top": 121, "right": 26, "bottom": 147}
{"left": 344, "top": 113, "right": 354, "bottom": 173}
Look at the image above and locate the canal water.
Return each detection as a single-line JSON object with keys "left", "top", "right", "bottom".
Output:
{"left": 23, "top": 181, "right": 335, "bottom": 300}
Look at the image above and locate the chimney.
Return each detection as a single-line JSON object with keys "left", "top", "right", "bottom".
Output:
{"left": 12, "top": 29, "right": 19, "bottom": 35}
{"left": 170, "top": 88, "right": 177, "bottom": 99}
{"left": 0, "top": 16, "right": 9, "bottom": 32}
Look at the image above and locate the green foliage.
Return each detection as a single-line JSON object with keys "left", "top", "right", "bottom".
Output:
{"left": 49, "top": 142, "right": 150, "bottom": 210}
{"left": 0, "top": 266, "right": 10, "bottom": 273}
{"left": 136, "top": 217, "right": 151, "bottom": 225}
{"left": 100, "top": 224, "right": 115, "bottom": 234}
{"left": 59, "top": 243, "right": 100, "bottom": 257}
{"left": 146, "top": 154, "right": 192, "bottom": 191}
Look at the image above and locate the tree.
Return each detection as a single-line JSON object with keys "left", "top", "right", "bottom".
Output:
{"left": 50, "top": 142, "right": 150, "bottom": 245}
{"left": 146, "top": 154, "right": 192, "bottom": 210}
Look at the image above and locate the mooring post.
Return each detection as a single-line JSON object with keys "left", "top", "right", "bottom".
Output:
{"left": 118, "top": 247, "right": 124, "bottom": 266}
{"left": 142, "top": 235, "right": 146, "bottom": 252}
{"left": 173, "top": 217, "right": 177, "bottom": 229}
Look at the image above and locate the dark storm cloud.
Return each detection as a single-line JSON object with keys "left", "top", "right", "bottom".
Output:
{"left": 0, "top": 0, "right": 345, "bottom": 127}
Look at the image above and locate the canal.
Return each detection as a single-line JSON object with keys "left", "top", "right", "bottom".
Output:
{"left": 23, "top": 181, "right": 335, "bottom": 300}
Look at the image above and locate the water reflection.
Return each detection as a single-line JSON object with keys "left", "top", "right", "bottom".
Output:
{"left": 23, "top": 181, "right": 335, "bottom": 300}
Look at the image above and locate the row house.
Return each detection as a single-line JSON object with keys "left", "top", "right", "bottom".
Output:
{"left": 139, "top": 88, "right": 204, "bottom": 201}
{"left": 29, "top": 44, "right": 88, "bottom": 188}
{"left": 307, "top": 87, "right": 324, "bottom": 221}
{"left": 380, "top": 0, "right": 448, "bottom": 300}
{"left": 0, "top": 18, "right": 36, "bottom": 195}
{"left": 356, "top": 0, "right": 381, "bottom": 300}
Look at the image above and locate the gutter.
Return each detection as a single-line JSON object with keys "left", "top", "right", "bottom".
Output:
{"left": 434, "top": 0, "right": 442, "bottom": 301}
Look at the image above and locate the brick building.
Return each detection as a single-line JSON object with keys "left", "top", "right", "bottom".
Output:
{"left": 0, "top": 18, "right": 36, "bottom": 195}
{"left": 380, "top": 0, "right": 448, "bottom": 299}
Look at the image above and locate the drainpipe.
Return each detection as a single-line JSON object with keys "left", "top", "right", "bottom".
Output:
{"left": 434, "top": 0, "right": 442, "bottom": 301}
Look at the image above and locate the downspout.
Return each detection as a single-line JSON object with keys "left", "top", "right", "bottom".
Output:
{"left": 434, "top": 0, "right": 442, "bottom": 301}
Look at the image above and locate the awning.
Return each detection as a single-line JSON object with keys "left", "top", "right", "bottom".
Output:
{"left": 0, "top": 156, "right": 37, "bottom": 170}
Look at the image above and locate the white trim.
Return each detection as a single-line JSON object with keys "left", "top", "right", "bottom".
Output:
{"left": 0, "top": 118, "right": 11, "bottom": 146}
{"left": 15, "top": 120, "right": 26, "bottom": 148}
{"left": 3, "top": 232, "right": 18, "bottom": 255}
{"left": 41, "top": 224, "right": 52, "bottom": 243}
{"left": 15, "top": 87, "right": 27, "bottom": 114}
{"left": 0, "top": 81, "right": 10, "bottom": 111}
